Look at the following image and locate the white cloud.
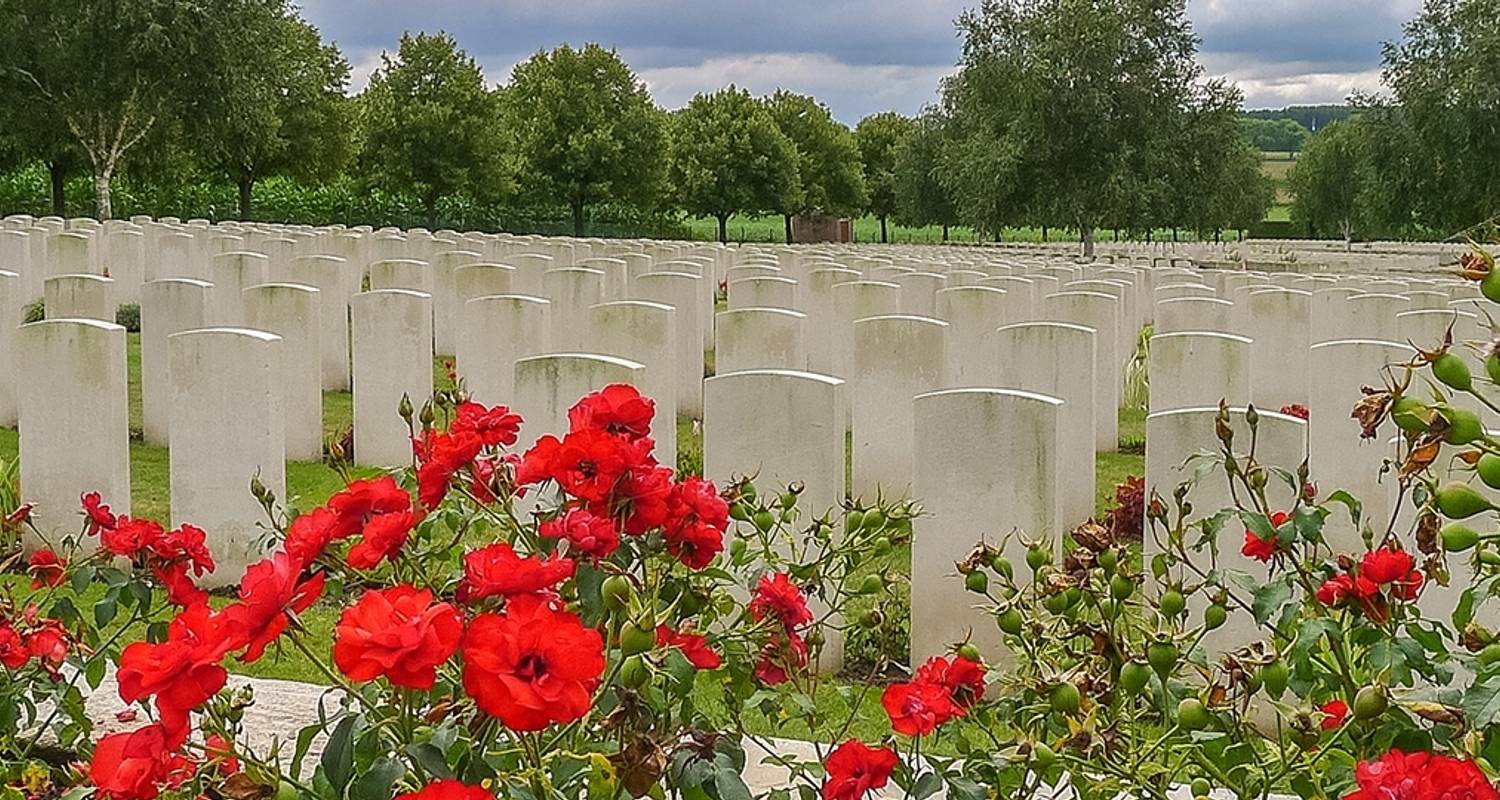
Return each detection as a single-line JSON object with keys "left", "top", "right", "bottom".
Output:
{"left": 637, "top": 52, "right": 952, "bottom": 122}
{"left": 1199, "top": 53, "right": 1386, "bottom": 108}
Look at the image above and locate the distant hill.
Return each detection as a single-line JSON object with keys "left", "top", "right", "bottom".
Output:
{"left": 1243, "top": 105, "right": 1354, "bottom": 133}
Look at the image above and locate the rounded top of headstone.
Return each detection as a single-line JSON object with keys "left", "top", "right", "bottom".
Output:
{"left": 706, "top": 369, "right": 844, "bottom": 387}
{"left": 1152, "top": 330, "right": 1253, "bottom": 344}
{"left": 914, "top": 386, "right": 1065, "bottom": 406}
{"left": 995, "top": 320, "right": 1096, "bottom": 335}
{"left": 168, "top": 327, "right": 283, "bottom": 344}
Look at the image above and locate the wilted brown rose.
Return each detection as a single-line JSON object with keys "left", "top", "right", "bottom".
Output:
{"left": 1351, "top": 387, "right": 1393, "bottom": 440}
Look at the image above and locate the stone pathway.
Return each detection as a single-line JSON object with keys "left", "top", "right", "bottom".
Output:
{"left": 62, "top": 673, "right": 1255, "bottom": 799}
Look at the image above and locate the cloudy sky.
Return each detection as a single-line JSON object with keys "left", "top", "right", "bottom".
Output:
{"left": 298, "top": 0, "right": 1422, "bottom": 125}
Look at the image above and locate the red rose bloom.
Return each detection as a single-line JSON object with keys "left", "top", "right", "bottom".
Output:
{"left": 516, "top": 435, "right": 562, "bottom": 486}
{"left": 415, "top": 431, "right": 484, "bottom": 509}
{"left": 462, "top": 595, "right": 606, "bottom": 731}
{"left": 204, "top": 734, "right": 240, "bottom": 776}
{"left": 332, "top": 586, "right": 462, "bottom": 690}
{"left": 347, "top": 508, "right": 423, "bottom": 569}
{"left": 1317, "top": 573, "right": 1358, "bottom": 607}
{"left": 754, "top": 632, "right": 808, "bottom": 685}
{"left": 88, "top": 724, "right": 193, "bottom": 800}
{"left": 328, "top": 476, "right": 413, "bottom": 538}
{"left": 548, "top": 429, "right": 631, "bottom": 504}
{"left": 451, "top": 402, "right": 522, "bottom": 448}
{"left": 610, "top": 461, "right": 673, "bottom": 536}
{"left": 750, "top": 573, "right": 813, "bottom": 630}
{"left": 101, "top": 517, "right": 165, "bottom": 558}
{"left": 914, "top": 655, "right": 987, "bottom": 711}
{"left": 1362, "top": 547, "right": 1415, "bottom": 583}
{"left": 460, "top": 542, "right": 576, "bottom": 602}
{"left": 0, "top": 625, "right": 29, "bottom": 669}
{"left": 539, "top": 508, "right": 620, "bottom": 559}
{"left": 149, "top": 524, "right": 215, "bottom": 578}
{"left": 822, "top": 740, "right": 899, "bottom": 800}
{"left": 656, "top": 626, "right": 722, "bottom": 670}
{"left": 1361, "top": 547, "right": 1423, "bottom": 600}
{"left": 1241, "top": 511, "right": 1289, "bottom": 563}
{"left": 284, "top": 507, "right": 338, "bottom": 568}
{"left": 396, "top": 780, "right": 495, "bottom": 800}
{"left": 568, "top": 384, "right": 654, "bottom": 441}
{"left": 149, "top": 561, "right": 206, "bottom": 609}
{"left": 83, "top": 491, "right": 117, "bottom": 534}
{"left": 117, "top": 604, "right": 235, "bottom": 742}
{"left": 1242, "top": 529, "right": 1278, "bottom": 562}
{"left": 26, "top": 621, "right": 70, "bottom": 666}
{"left": 28, "top": 548, "right": 66, "bottom": 589}
{"left": 1321, "top": 699, "right": 1348, "bottom": 731}
{"left": 662, "top": 478, "right": 728, "bottom": 568}
{"left": 1345, "top": 750, "right": 1498, "bottom": 800}
{"left": 224, "top": 551, "right": 326, "bottom": 663}
{"left": 881, "top": 680, "right": 957, "bottom": 737}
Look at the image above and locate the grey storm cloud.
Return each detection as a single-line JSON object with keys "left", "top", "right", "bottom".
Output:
{"left": 298, "top": 0, "right": 1421, "bottom": 121}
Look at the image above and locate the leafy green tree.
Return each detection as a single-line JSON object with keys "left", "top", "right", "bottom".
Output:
{"left": 943, "top": 0, "right": 1205, "bottom": 255}
{"left": 193, "top": 1, "right": 353, "bottom": 220}
{"left": 855, "top": 112, "right": 915, "bottom": 243}
{"left": 893, "top": 108, "right": 960, "bottom": 240}
{"left": 1289, "top": 119, "right": 1371, "bottom": 242}
{"left": 0, "top": 0, "right": 228, "bottom": 218}
{"left": 0, "top": 94, "right": 82, "bottom": 217}
{"left": 1239, "top": 117, "right": 1311, "bottom": 152}
{"left": 1171, "top": 82, "right": 1274, "bottom": 240}
{"left": 504, "top": 44, "right": 668, "bottom": 236}
{"left": 359, "top": 32, "right": 506, "bottom": 228}
{"left": 668, "top": 87, "right": 798, "bottom": 243}
{"left": 763, "top": 91, "right": 865, "bottom": 243}
{"left": 1243, "top": 105, "right": 1354, "bottom": 132}
{"left": 1381, "top": 0, "right": 1500, "bottom": 235}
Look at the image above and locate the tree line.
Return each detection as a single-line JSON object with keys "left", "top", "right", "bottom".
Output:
{"left": 1288, "top": 0, "right": 1500, "bottom": 242}
{"left": 0, "top": 0, "right": 1388, "bottom": 249}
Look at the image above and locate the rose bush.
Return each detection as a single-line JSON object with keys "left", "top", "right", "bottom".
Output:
{"left": 851, "top": 244, "right": 1500, "bottom": 800}
{"left": 2, "top": 383, "right": 921, "bottom": 800}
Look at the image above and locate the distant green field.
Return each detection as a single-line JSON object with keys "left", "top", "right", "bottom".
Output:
{"left": 1260, "top": 151, "right": 1297, "bottom": 206}
{"left": 682, "top": 214, "right": 980, "bottom": 245}
{"left": 685, "top": 215, "right": 1264, "bottom": 245}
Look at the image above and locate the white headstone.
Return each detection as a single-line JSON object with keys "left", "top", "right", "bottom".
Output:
{"left": 851, "top": 316, "right": 948, "bottom": 500}
{"left": 1245, "top": 289, "right": 1311, "bottom": 408}
{"left": 911, "top": 388, "right": 1064, "bottom": 664}
{"left": 1042, "top": 291, "right": 1122, "bottom": 449}
{"left": 168, "top": 328, "right": 286, "bottom": 586}
{"left": 18, "top": 319, "right": 130, "bottom": 547}
{"left": 994, "top": 322, "right": 1096, "bottom": 525}
{"left": 588, "top": 301, "right": 679, "bottom": 469}
{"left": 210, "top": 252, "right": 270, "bottom": 326}
{"left": 632, "top": 271, "right": 704, "bottom": 417}
{"left": 1308, "top": 339, "right": 1413, "bottom": 550}
{"left": 351, "top": 290, "right": 434, "bottom": 467}
{"left": 714, "top": 306, "right": 807, "bottom": 374}
{"left": 513, "top": 353, "right": 647, "bottom": 452}
{"left": 291, "top": 254, "right": 353, "bottom": 391}
{"left": 1148, "top": 331, "right": 1254, "bottom": 413}
{"left": 243, "top": 283, "right": 324, "bottom": 461}
{"left": 456, "top": 295, "right": 551, "bottom": 407}
{"left": 44, "top": 273, "right": 114, "bottom": 322}
{"left": 544, "top": 267, "right": 606, "bottom": 351}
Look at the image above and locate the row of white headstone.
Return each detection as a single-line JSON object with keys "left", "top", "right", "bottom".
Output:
{"left": 3, "top": 213, "right": 1483, "bottom": 671}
